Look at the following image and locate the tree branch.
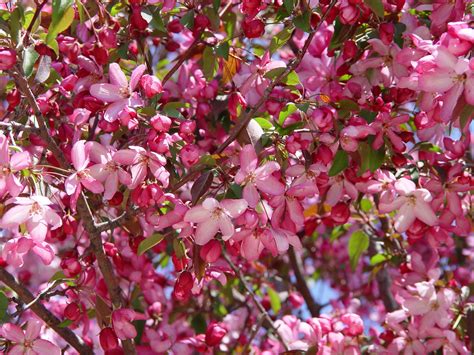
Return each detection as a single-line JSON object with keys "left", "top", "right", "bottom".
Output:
{"left": 0, "top": 268, "right": 94, "bottom": 354}
{"left": 222, "top": 250, "right": 289, "bottom": 351}
{"left": 10, "top": 68, "right": 137, "bottom": 354}
{"left": 288, "top": 247, "right": 321, "bottom": 317}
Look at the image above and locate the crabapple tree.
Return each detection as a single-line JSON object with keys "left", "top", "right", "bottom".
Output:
{"left": 0, "top": 0, "right": 472, "bottom": 354}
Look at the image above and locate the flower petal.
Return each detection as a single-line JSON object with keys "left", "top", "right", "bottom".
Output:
{"left": 90, "top": 83, "right": 124, "bottom": 103}
{"left": 220, "top": 199, "right": 248, "bottom": 218}
{"left": 108, "top": 63, "right": 128, "bottom": 88}
{"left": 195, "top": 220, "right": 219, "bottom": 245}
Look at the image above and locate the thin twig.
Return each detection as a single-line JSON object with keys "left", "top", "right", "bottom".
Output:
{"left": 221, "top": 250, "right": 289, "bottom": 351}
{"left": 288, "top": 247, "right": 321, "bottom": 317}
{"left": 0, "top": 268, "right": 93, "bottom": 354}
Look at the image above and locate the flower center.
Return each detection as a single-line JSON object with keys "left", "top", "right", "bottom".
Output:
{"left": 211, "top": 207, "right": 224, "bottom": 220}
{"left": 105, "top": 160, "right": 118, "bottom": 171}
{"left": 30, "top": 202, "right": 43, "bottom": 216}
{"left": 77, "top": 169, "right": 91, "bottom": 179}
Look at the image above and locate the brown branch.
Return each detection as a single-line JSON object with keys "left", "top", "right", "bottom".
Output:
{"left": 22, "top": 0, "right": 48, "bottom": 47}
{"left": 161, "top": 38, "right": 200, "bottom": 85}
{"left": 222, "top": 250, "right": 289, "bottom": 351}
{"left": 0, "top": 268, "right": 94, "bottom": 354}
{"left": 10, "top": 68, "right": 137, "bottom": 354}
{"left": 288, "top": 247, "right": 321, "bottom": 317}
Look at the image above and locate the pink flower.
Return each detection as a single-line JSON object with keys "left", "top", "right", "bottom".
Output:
{"left": 184, "top": 198, "right": 248, "bottom": 245}
{"left": 65, "top": 140, "right": 104, "bottom": 209}
{"left": 2, "top": 236, "right": 55, "bottom": 266}
{"left": 235, "top": 145, "right": 285, "bottom": 207}
{"left": 379, "top": 178, "right": 437, "bottom": 232}
{"left": 90, "top": 63, "right": 146, "bottom": 122}
{"left": 0, "top": 133, "right": 31, "bottom": 198}
{"left": 88, "top": 142, "right": 132, "bottom": 200}
{"left": 0, "top": 196, "right": 62, "bottom": 241}
{"left": 112, "top": 309, "right": 144, "bottom": 340}
{"left": 114, "top": 146, "right": 169, "bottom": 189}
{"left": 370, "top": 113, "right": 410, "bottom": 152}
{"left": 418, "top": 48, "right": 474, "bottom": 121}
{"left": 1, "top": 320, "right": 61, "bottom": 355}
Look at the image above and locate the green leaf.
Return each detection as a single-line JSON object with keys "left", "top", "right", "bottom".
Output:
{"left": 46, "top": 0, "right": 75, "bottom": 46}
{"left": 202, "top": 46, "right": 218, "bottom": 81}
{"left": 137, "top": 233, "right": 164, "bottom": 255}
{"left": 148, "top": 7, "right": 166, "bottom": 32}
{"left": 360, "top": 198, "right": 373, "bottom": 212}
{"left": 267, "top": 287, "right": 281, "bottom": 314}
{"left": 23, "top": 46, "right": 39, "bottom": 77}
{"left": 348, "top": 231, "right": 369, "bottom": 271}
{"left": 282, "top": 71, "right": 300, "bottom": 86}
{"left": 364, "top": 0, "right": 385, "bottom": 18}
{"left": 358, "top": 142, "right": 385, "bottom": 174}
{"left": 459, "top": 104, "right": 473, "bottom": 131}
{"left": 264, "top": 67, "right": 286, "bottom": 80}
{"left": 328, "top": 150, "right": 349, "bottom": 176}
{"left": 191, "top": 314, "right": 207, "bottom": 333}
{"left": 35, "top": 55, "right": 52, "bottom": 83}
{"left": 278, "top": 103, "right": 298, "bottom": 125}
{"left": 216, "top": 41, "right": 230, "bottom": 59}
{"left": 58, "top": 319, "right": 73, "bottom": 328}
{"left": 270, "top": 27, "right": 293, "bottom": 54}
{"left": 338, "top": 99, "right": 360, "bottom": 112}
{"left": 199, "top": 154, "right": 217, "bottom": 167}
{"left": 254, "top": 117, "right": 273, "bottom": 130}
{"left": 180, "top": 10, "right": 195, "bottom": 29}
{"left": 9, "top": 7, "right": 23, "bottom": 44}
{"left": 294, "top": 12, "right": 311, "bottom": 32}
{"left": 370, "top": 254, "right": 388, "bottom": 266}
{"left": 0, "top": 291, "right": 9, "bottom": 322}
{"left": 283, "top": 0, "right": 295, "bottom": 12}
{"left": 360, "top": 109, "right": 377, "bottom": 123}
{"left": 191, "top": 170, "right": 213, "bottom": 205}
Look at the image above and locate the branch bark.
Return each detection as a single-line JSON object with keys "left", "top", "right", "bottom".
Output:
{"left": 288, "top": 247, "right": 321, "bottom": 317}
{"left": 10, "top": 69, "right": 137, "bottom": 354}
{"left": 0, "top": 268, "right": 94, "bottom": 354}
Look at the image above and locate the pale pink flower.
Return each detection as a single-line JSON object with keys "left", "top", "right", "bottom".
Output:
{"left": 325, "top": 176, "right": 358, "bottom": 207}
{"left": 0, "top": 196, "right": 62, "bottom": 241}
{"left": 370, "top": 113, "right": 410, "bottom": 152}
{"left": 1, "top": 320, "right": 61, "bottom": 355}
{"left": 114, "top": 146, "right": 169, "bottom": 189}
{"left": 90, "top": 63, "right": 146, "bottom": 122}
{"left": 235, "top": 145, "right": 285, "bottom": 207}
{"left": 112, "top": 309, "right": 145, "bottom": 340}
{"left": 184, "top": 198, "right": 248, "bottom": 245}
{"left": 418, "top": 48, "right": 474, "bottom": 121}
{"left": 0, "top": 133, "right": 31, "bottom": 198}
{"left": 65, "top": 140, "right": 104, "bottom": 209}
{"left": 88, "top": 142, "right": 132, "bottom": 200}
{"left": 379, "top": 178, "right": 438, "bottom": 232}
{"left": 2, "top": 236, "right": 55, "bottom": 267}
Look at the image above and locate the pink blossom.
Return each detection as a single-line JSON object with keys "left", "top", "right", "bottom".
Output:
{"left": 112, "top": 309, "right": 144, "bottom": 340}
{"left": 235, "top": 145, "right": 285, "bottom": 207}
{"left": 0, "top": 195, "right": 62, "bottom": 241}
{"left": 184, "top": 198, "right": 248, "bottom": 245}
{"left": 88, "top": 142, "right": 132, "bottom": 200}
{"left": 379, "top": 178, "right": 438, "bottom": 232}
{"left": 114, "top": 146, "right": 169, "bottom": 189}
{"left": 0, "top": 133, "right": 31, "bottom": 198}
{"left": 2, "top": 235, "right": 55, "bottom": 266}
{"left": 370, "top": 113, "right": 410, "bottom": 152}
{"left": 1, "top": 320, "right": 61, "bottom": 355}
{"left": 65, "top": 140, "right": 104, "bottom": 209}
{"left": 90, "top": 63, "right": 146, "bottom": 122}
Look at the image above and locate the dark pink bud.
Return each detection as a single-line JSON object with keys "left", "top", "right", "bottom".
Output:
{"left": 64, "top": 303, "right": 82, "bottom": 321}
{"left": 243, "top": 19, "right": 265, "bottom": 39}
{"left": 100, "top": 328, "right": 119, "bottom": 351}
{"left": 379, "top": 23, "right": 395, "bottom": 45}
{"left": 61, "top": 257, "right": 82, "bottom": 277}
{"left": 200, "top": 240, "right": 221, "bottom": 263}
{"left": 167, "top": 19, "right": 183, "bottom": 33}
{"left": 342, "top": 40, "right": 357, "bottom": 60}
{"left": 205, "top": 322, "right": 227, "bottom": 346}
{"left": 288, "top": 292, "right": 304, "bottom": 308}
{"left": 173, "top": 271, "right": 194, "bottom": 302}
{"left": 150, "top": 114, "right": 171, "bottom": 132}
{"left": 330, "top": 202, "right": 350, "bottom": 225}
{"left": 0, "top": 48, "right": 16, "bottom": 70}
{"left": 194, "top": 14, "right": 210, "bottom": 33}
{"left": 99, "top": 27, "right": 117, "bottom": 49}
{"left": 140, "top": 74, "right": 163, "bottom": 98}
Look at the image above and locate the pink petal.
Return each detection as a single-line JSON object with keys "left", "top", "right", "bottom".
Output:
{"left": 202, "top": 198, "right": 219, "bottom": 210}
{"left": 414, "top": 200, "right": 438, "bottom": 226}
{"left": 31, "top": 339, "right": 61, "bottom": 355}
{"left": 10, "top": 151, "right": 31, "bottom": 170}
{"left": 240, "top": 145, "right": 258, "bottom": 173}
{"left": 271, "top": 229, "right": 290, "bottom": 253}
{"left": 465, "top": 75, "right": 474, "bottom": 105}
{"left": 27, "top": 220, "right": 48, "bottom": 241}
{"left": 1, "top": 323, "right": 24, "bottom": 342}
{"left": 6, "top": 174, "right": 23, "bottom": 197}
{"left": 25, "top": 320, "right": 42, "bottom": 341}
{"left": 394, "top": 178, "right": 416, "bottom": 195}
{"left": 255, "top": 161, "right": 280, "bottom": 179}
{"left": 439, "top": 83, "right": 464, "bottom": 121}
{"left": 88, "top": 142, "right": 109, "bottom": 163}
{"left": 130, "top": 163, "right": 147, "bottom": 189}
{"left": 130, "top": 64, "right": 147, "bottom": 92}
{"left": 104, "top": 100, "right": 128, "bottom": 122}
{"left": 44, "top": 208, "right": 62, "bottom": 230}
{"left": 195, "top": 220, "right": 219, "bottom": 245}
{"left": 394, "top": 204, "right": 416, "bottom": 232}
{"left": 104, "top": 172, "right": 119, "bottom": 200}
{"left": 64, "top": 175, "right": 79, "bottom": 195}
{"left": 1, "top": 205, "right": 30, "bottom": 227}
{"left": 71, "top": 140, "right": 88, "bottom": 171}
{"left": 218, "top": 214, "right": 235, "bottom": 239}
{"left": 114, "top": 149, "right": 137, "bottom": 165}
{"left": 326, "top": 182, "right": 343, "bottom": 206}
{"left": 256, "top": 176, "right": 285, "bottom": 196}
{"left": 418, "top": 71, "right": 455, "bottom": 92}
{"left": 89, "top": 164, "right": 108, "bottom": 182}
{"left": 0, "top": 134, "right": 9, "bottom": 164}
{"left": 81, "top": 177, "right": 104, "bottom": 194}
{"left": 184, "top": 206, "right": 210, "bottom": 223}
{"left": 241, "top": 234, "right": 264, "bottom": 261}
{"left": 243, "top": 184, "right": 260, "bottom": 208}
{"left": 108, "top": 63, "right": 128, "bottom": 88}
{"left": 220, "top": 199, "right": 248, "bottom": 218}
{"left": 90, "top": 83, "right": 124, "bottom": 103}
